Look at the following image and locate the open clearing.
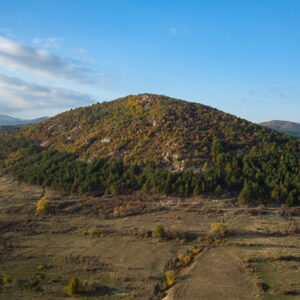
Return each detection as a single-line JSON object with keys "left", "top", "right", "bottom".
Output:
{"left": 0, "top": 174, "right": 299, "bottom": 299}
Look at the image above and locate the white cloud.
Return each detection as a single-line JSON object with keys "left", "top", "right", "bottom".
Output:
{"left": 0, "top": 73, "right": 95, "bottom": 113}
{"left": 0, "top": 37, "right": 98, "bottom": 84}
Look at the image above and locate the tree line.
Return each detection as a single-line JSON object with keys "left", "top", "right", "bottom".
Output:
{"left": 1, "top": 134, "right": 299, "bottom": 206}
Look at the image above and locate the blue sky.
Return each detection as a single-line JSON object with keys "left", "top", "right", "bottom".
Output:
{"left": 0, "top": 0, "right": 299, "bottom": 123}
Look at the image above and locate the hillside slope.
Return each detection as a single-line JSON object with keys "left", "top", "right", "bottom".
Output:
{"left": 19, "top": 94, "right": 294, "bottom": 170}
{"left": 261, "top": 120, "right": 300, "bottom": 137}
{"left": 0, "top": 94, "right": 299, "bottom": 204}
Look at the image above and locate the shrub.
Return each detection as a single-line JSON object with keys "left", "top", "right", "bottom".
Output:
{"left": 214, "top": 185, "right": 222, "bottom": 195}
{"left": 3, "top": 274, "right": 12, "bottom": 284}
{"left": 152, "top": 225, "right": 165, "bottom": 239}
{"left": 209, "top": 222, "right": 228, "bottom": 239}
{"left": 24, "top": 278, "right": 39, "bottom": 292}
{"left": 183, "top": 253, "right": 193, "bottom": 265}
{"left": 66, "top": 277, "right": 80, "bottom": 295}
{"left": 177, "top": 253, "right": 184, "bottom": 261}
{"left": 165, "top": 270, "right": 176, "bottom": 286}
{"left": 192, "top": 247, "right": 201, "bottom": 254}
{"left": 36, "top": 197, "right": 50, "bottom": 216}
{"left": 83, "top": 228, "right": 106, "bottom": 238}
{"left": 37, "top": 264, "right": 47, "bottom": 271}
{"left": 177, "top": 252, "right": 194, "bottom": 265}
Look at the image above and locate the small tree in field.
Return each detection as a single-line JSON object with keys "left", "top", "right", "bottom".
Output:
{"left": 36, "top": 197, "right": 50, "bottom": 216}
{"left": 152, "top": 224, "right": 165, "bottom": 239}
{"left": 209, "top": 222, "right": 227, "bottom": 239}
{"left": 66, "top": 277, "right": 80, "bottom": 295}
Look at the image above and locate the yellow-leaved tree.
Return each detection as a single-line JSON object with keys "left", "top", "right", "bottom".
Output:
{"left": 36, "top": 197, "right": 50, "bottom": 216}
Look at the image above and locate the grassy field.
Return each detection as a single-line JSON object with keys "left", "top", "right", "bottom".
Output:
{"left": 0, "top": 174, "right": 299, "bottom": 299}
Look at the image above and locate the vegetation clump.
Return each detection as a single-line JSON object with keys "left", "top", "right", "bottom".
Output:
{"left": 2, "top": 274, "right": 12, "bottom": 284}
{"left": 152, "top": 225, "right": 165, "bottom": 239}
{"left": 165, "top": 270, "right": 176, "bottom": 287}
{"left": 22, "top": 278, "right": 40, "bottom": 292}
{"left": 83, "top": 228, "right": 106, "bottom": 238}
{"left": 192, "top": 247, "right": 201, "bottom": 254}
{"left": 177, "top": 252, "right": 193, "bottom": 265}
{"left": 66, "top": 277, "right": 80, "bottom": 296}
{"left": 209, "top": 222, "right": 228, "bottom": 239}
{"left": 37, "top": 264, "right": 47, "bottom": 271}
{"left": 36, "top": 197, "right": 50, "bottom": 216}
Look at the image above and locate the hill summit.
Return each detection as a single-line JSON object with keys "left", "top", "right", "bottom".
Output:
{"left": 20, "top": 94, "right": 290, "bottom": 171}
{"left": 0, "top": 94, "right": 299, "bottom": 205}
{"left": 261, "top": 120, "right": 300, "bottom": 138}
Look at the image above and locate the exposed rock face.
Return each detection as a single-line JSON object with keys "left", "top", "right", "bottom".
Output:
{"left": 101, "top": 137, "right": 112, "bottom": 143}
{"left": 40, "top": 141, "right": 49, "bottom": 148}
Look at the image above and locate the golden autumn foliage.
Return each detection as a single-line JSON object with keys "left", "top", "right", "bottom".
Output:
{"left": 209, "top": 222, "right": 228, "bottom": 238}
{"left": 36, "top": 197, "right": 50, "bottom": 216}
{"left": 165, "top": 270, "right": 176, "bottom": 286}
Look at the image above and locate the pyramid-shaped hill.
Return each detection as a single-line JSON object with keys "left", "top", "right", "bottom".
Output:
{"left": 18, "top": 94, "right": 294, "bottom": 170}
{"left": 1, "top": 94, "right": 299, "bottom": 204}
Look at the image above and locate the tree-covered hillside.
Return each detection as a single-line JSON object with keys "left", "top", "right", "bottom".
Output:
{"left": 0, "top": 94, "right": 299, "bottom": 205}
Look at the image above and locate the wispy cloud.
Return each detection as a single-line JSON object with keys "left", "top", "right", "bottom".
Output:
{"left": 0, "top": 28, "right": 14, "bottom": 38}
{"left": 33, "top": 37, "right": 62, "bottom": 49}
{"left": 0, "top": 37, "right": 99, "bottom": 84}
{"left": 169, "top": 27, "right": 190, "bottom": 36}
{"left": 247, "top": 88, "right": 258, "bottom": 97}
{"left": 170, "top": 28, "right": 178, "bottom": 35}
{"left": 0, "top": 73, "right": 95, "bottom": 113}
{"left": 246, "top": 86, "right": 296, "bottom": 99}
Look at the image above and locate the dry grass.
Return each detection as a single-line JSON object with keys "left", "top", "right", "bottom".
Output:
{"left": 0, "top": 174, "right": 299, "bottom": 299}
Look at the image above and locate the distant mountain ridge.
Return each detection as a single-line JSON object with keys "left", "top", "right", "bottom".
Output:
{"left": 0, "top": 114, "right": 48, "bottom": 126}
{"left": 260, "top": 120, "right": 300, "bottom": 137}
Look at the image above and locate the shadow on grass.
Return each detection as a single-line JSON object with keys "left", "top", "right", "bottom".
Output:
{"left": 80, "top": 284, "right": 134, "bottom": 297}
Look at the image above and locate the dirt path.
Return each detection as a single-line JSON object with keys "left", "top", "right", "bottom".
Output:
{"left": 164, "top": 247, "right": 257, "bottom": 300}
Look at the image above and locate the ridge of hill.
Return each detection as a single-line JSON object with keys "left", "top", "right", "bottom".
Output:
{"left": 0, "top": 94, "right": 299, "bottom": 205}
{"left": 261, "top": 120, "right": 300, "bottom": 137}
{"left": 0, "top": 114, "right": 48, "bottom": 126}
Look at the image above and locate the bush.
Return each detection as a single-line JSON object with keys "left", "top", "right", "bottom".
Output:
{"left": 36, "top": 197, "right": 50, "bottom": 216}
{"left": 3, "top": 274, "right": 12, "bottom": 284}
{"left": 177, "top": 253, "right": 193, "bottom": 265}
{"left": 183, "top": 253, "right": 193, "bottom": 265}
{"left": 165, "top": 270, "right": 176, "bottom": 286}
{"left": 192, "top": 247, "right": 201, "bottom": 254}
{"left": 152, "top": 224, "right": 165, "bottom": 239}
{"left": 66, "top": 277, "right": 80, "bottom": 295}
{"left": 37, "top": 264, "right": 47, "bottom": 271}
{"left": 209, "top": 222, "right": 227, "bottom": 238}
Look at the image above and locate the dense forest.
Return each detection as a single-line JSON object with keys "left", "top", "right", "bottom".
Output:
{"left": 0, "top": 94, "right": 299, "bottom": 205}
